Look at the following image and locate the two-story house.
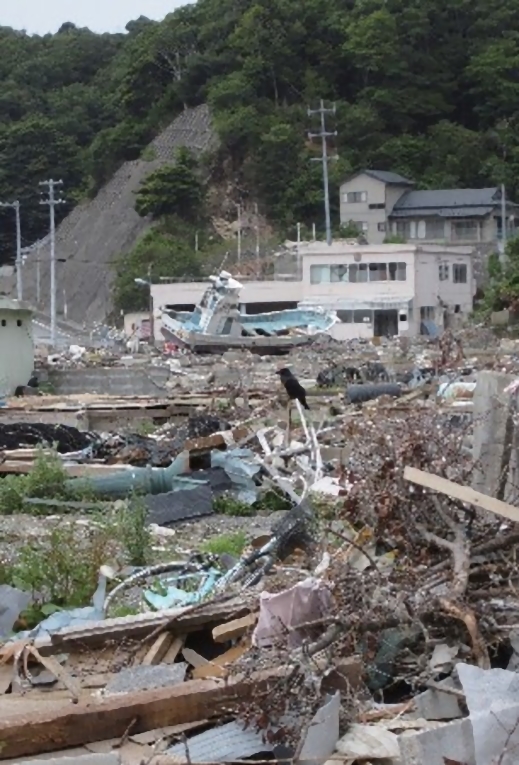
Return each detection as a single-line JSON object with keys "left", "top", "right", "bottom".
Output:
{"left": 340, "top": 170, "right": 519, "bottom": 246}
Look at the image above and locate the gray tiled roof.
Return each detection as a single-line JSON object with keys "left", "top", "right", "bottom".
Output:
{"left": 363, "top": 169, "right": 414, "bottom": 185}
{"left": 390, "top": 205, "right": 495, "bottom": 219}
{"left": 393, "top": 187, "right": 500, "bottom": 211}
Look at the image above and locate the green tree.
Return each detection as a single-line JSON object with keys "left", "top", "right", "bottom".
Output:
{"left": 135, "top": 148, "right": 205, "bottom": 221}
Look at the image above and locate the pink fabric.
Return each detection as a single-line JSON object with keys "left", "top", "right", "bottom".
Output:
{"left": 252, "top": 577, "right": 333, "bottom": 649}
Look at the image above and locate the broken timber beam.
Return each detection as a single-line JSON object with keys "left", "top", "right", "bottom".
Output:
{"left": 404, "top": 466, "right": 519, "bottom": 524}
{"left": 0, "top": 670, "right": 283, "bottom": 760}
{"left": 212, "top": 613, "right": 258, "bottom": 643}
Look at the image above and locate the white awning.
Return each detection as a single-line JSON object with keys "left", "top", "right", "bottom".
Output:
{"left": 299, "top": 296, "right": 414, "bottom": 311}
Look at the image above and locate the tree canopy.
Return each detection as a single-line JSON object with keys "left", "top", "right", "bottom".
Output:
{"left": 2, "top": 0, "right": 519, "bottom": 264}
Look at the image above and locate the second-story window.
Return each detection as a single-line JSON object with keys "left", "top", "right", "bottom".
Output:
{"left": 348, "top": 263, "right": 368, "bottom": 282}
{"left": 453, "top": 264, "right": 468, "bottom": 283}
{"left": 369, "top": 263, "right": 388, "bottom": 281}
{"left": 330, "top": 265, "right": 349, "bottom": 282}
{"left": 345, "top": 191, "right": 367, "bottom": 203}
{"left": 439, "top": 263, "right": 449, "bottom": 281}
{"left": 389, "top": 262, "right": 406, "bottom": 281}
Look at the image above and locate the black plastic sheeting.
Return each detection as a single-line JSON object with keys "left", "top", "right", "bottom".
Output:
{"left": 346, "top": 383, "right": 402, "bottom": 403}
{"left": 93, "top": 414, "right": 233, "bottom": 468}
{"left": 145, "top": 467, "right": 233, "bottom": 526}
{"left": 0, "top": 423, "right": 93, "bottom": 453}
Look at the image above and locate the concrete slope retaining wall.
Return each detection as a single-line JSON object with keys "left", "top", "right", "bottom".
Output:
{"left": 48, "top": 367, "right": 170, "bottom": 397}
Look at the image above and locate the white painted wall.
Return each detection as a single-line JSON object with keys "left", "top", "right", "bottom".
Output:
{"left": 148, "top": 243, "right": 475, "bottom": 341}
{"left": 0, "top": 307, "right": 34, "bottom": 396}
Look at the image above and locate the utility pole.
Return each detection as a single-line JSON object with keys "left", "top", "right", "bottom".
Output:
{"left": 308, "top": 100, "right": 338, "bottom": 246}
{"left": 254, "top": 203, "right": 260, "bottom": 263}
{"left": 0, "top": 201, "right": 22, "bottom": 300}
{"left": 236, "top": 204, "right": 242, "bottom": 263}
{"left": 40, "top": 180, "right": 64, "bottom": 348}
{"left": 501, "top": 182, "right": 507, "bottom": 252}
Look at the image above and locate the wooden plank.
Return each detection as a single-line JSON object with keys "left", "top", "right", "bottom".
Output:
{"left": 50, "top": 600, "right": 251, "bottom": 649}
{"left": 26, "top": 647, "right": 81, "bottom": 702}
{"left": 192, "top": 643, "right": 249, "bottom": 679}
{"left": 142, "top": 633, "right": 174, "bottom": 666}
{"left": 0, "top": 670, "right": 283, "bottom": 760}
{"left": 404, "top": 466, "right": 519, "bottom": 524}
{"left": 212, "top": 613, "right": 258, "bottom": 643}
{"left": 162, "top": 636, "right": 185, "bottom": 664}
{"left": 182, "top": 647, "right": 209, "bottom": 668}
{"left": 0, "top": 461, "right": 132, "bottom": 477}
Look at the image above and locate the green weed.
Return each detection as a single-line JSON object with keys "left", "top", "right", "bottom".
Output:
{"left": 201, "top": 531, "right": 247, "bottom": 557}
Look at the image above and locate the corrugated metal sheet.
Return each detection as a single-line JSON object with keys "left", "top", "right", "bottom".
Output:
{"left": 166, "top": 720, "right": 273, "bottom": 761}
{"left": 394, "top": 187, "right": 499, "bottom": 210}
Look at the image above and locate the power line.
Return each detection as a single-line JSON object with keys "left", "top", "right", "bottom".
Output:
{"left": 40, "top": 180, "right": 65, "bottom": 348}
{"left": 308, "top": 100, "right": 338, "bottom": 247}
{"left": 0, "top": 201, "right": 21, "bottom": 300}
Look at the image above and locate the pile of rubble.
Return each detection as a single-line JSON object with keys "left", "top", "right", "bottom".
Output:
{"left": 3, "top": 334, "right": 519, "bottom": 763}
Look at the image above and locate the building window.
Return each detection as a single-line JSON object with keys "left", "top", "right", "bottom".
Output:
{"left": 452, "top": 220, "right": 478, "bottom": 241}
{"left": 337, "top": 310, "right": 353, "bottom": 323}
{"left": 388, "top": 262, "right": 406, "bottom": 281}
{"left": 395, "top": 221, "right": 410, "bottom": 238}
{"left": 426, "top": 219, "right": 445, "bottom": 239}
{"left": 439, "top": 263, "right": 449, "bottom": 281}
{"left": 330, "top": 265, "right": 348, "bottom": 282}
{"left": 369, "top": 262, "right": 388, "bottom": 281}
{"left": 0, "top": 320, "right": 5, "bottom": 327}
{"left": 453, "top": 264, "right": 468, "bottom": 283}
{"left": 345, "top": 191, "right": 367, "bottom": 203}
{"left": 354, "top": 309, "right": 372, "bottom": 323}
{"left": 420, "top": 306, "right": 435, "bottom": 320}
{"left": 353, "top": 221, "right": 368, "bottom": 232}
{"left": 310, "top": 265, "right": 330, "bottom": 284}
{"left": 378, "top": 222, "right": 386, "bottom": 232}
{"left": 348, "top": 263, "right": 368, "bottom": 283}
{"left": 399, "top": 313, "right": 408, "bottom": 322}
{"left": 16, "top": 319, "right": 22, "bottom": 327}
{"left": 370, "top": 203, "right": 385, "bottom": 210}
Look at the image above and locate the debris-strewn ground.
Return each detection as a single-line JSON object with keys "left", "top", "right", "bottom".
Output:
{"left": 3, "top": 326, "right": 519, "bottom": 764}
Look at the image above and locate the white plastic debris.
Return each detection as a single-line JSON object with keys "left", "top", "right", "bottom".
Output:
{"left": 457, "top": 661, "right": 519, "bottom": 765}
{"left": 336, "top": 724, "right": 400, "bottom": 759}
{"left": 429, "top": 643, "right": 460, "bottom": 673}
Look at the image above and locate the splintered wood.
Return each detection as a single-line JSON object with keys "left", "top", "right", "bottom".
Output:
{"left": 0, "top": 671, "right": 282, "bottom": 760}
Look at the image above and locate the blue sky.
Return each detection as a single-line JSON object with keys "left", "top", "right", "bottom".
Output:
{"left": 1, "top": 0, "right": 188, "bottom": 35}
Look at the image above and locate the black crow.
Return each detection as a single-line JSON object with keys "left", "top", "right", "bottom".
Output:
{"left": 276, "top": 367, "right": 310, "bottom": 410}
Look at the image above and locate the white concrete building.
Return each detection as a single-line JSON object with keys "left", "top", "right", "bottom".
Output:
{"left": 149, "top": 242, "right": 475, "bottom": 342}
{"left": 0, "top": 298, "right": 34, "bottom": 396}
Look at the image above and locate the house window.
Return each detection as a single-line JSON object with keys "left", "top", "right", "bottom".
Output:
{"left": 345, "top": 191, "right": 367, "bottom": 203}
{"left": 399, "top": 313, "right": 408, "bottom": 322}
{"left": 370, "top": 203, "right": 385, "bottom": 210}
{"left": 378, "top": 222, "right": 386, "bottom": 232}
{"left": 16, "top": 319, "right": 22, "bottom": 326}
{"left": 348, "top": 263, "right": 368, "bottom": 283}
{"left": 453, "top": 264, "right": 468, "bottom": 283}
{"left": 388, "top": 262, "right": 406, "bottom": 281}
{"left": 354, "top": 309, "right": 372, "bottom": 323}
{"left": 420, "top": 306, "right": 435, "bottom": 320}
{"left": 395, "top": 221, "right": 410, "bottom": 238}
{"left": 369, "top": 263, "right": 388, "bottom": 281}
{"left": 337, "top": 310, "right": 353, "bottom": 323}
{"left": 353, "top": 221, "right": 368, "bottom": 232}
{"left": 330, "top": 265, "right": 349, "bottom": 282}
{"left": 310, "top": 265, "right": 330, "bottom": 284}
{"left": 439, "top": 263, "right": 449, "bottom": 281}
{"left": 452, "top": 220, "right": 478, "bottom": 241}
{"left": 426, "top": 219, "right": 445, "bottom": 239}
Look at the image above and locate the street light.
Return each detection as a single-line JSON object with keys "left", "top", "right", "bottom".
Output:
{"left": 134, "top": 266, "right": 154, "bottom": 346}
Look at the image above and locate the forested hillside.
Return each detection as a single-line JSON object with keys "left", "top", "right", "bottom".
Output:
{"left": 1, "top": 0, "right": 519, "bottom": 270}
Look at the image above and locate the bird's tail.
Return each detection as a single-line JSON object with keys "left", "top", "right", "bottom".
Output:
{"left": 303, "top": 401, "right": 310, "bottom": 411}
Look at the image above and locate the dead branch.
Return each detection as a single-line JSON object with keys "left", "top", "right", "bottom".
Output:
{"left": 438, "top": 598, "right": 490, "bottom": 669}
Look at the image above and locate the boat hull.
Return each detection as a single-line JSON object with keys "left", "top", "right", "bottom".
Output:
{"left": 161, "top": 326, "right": 314, "bottom": 355}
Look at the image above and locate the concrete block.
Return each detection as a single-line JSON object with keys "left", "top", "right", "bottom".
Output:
{"left": 472, "top": 371, "right": 519, "bottom": 504}
{"left": 413, "top": 682, "right": 463, "bottom": 720}
{"left": 398, "top": 717, "right": 475, "bottom": 765}
{"left": 104, "top": 661, "right": 187, "bottom": 694}
{"left": 18, "top": 755, "right": 120, "bottom": 765}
